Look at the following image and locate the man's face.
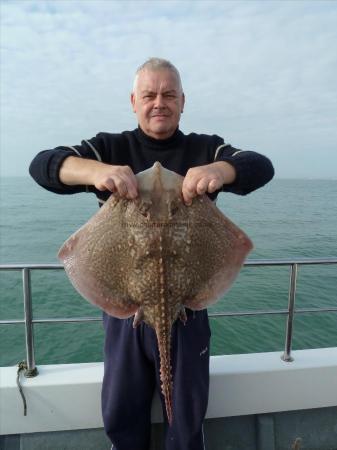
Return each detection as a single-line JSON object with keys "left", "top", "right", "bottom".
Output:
{"left": 131, "top": 69, "right": 185, "bottom": 140}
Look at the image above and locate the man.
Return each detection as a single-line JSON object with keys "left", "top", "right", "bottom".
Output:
{"left": 30, "top": 57, "right": 274, "bottom": 450}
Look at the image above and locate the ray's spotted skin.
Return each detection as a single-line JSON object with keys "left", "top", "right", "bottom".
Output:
{"left": 58, "top": 162, "right": 253, "bottom": 425}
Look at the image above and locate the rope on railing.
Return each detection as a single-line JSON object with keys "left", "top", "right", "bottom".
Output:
{"left": 16, "top": 361, "right": 28, "bottom": 416}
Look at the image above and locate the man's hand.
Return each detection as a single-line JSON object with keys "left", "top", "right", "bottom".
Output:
{"left": 182, "top": 161, "right": 236, "bottom": 205}
{"left": 59, "top": 156, "right": 138, "bottom": 199}
{"left": 92, "top": 164, "right": 138, "bottom": 199}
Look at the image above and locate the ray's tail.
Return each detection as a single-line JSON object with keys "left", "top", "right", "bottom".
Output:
{"left": 155, "top": 326, "right": 173, "bottom": 425}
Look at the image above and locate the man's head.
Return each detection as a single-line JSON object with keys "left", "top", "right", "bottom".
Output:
{"left": 131, "top": 58, "right": 185, "bottom": 140}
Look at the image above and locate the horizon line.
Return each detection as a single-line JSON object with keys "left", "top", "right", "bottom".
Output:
{"left": 1, "top": 175, "right": 337, "bottom": 182}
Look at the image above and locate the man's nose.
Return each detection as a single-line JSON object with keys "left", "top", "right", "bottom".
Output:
{"left": 153, "top": 94, "right": 165, "bottom": 108}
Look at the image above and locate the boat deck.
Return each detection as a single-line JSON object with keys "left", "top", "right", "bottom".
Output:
{"left": 1, "top": 348, "right": 337, "bottom": 449}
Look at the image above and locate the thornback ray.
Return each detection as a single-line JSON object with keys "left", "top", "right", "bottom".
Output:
{"left": 58, "top": 161, "right": 253, "bottom": 425}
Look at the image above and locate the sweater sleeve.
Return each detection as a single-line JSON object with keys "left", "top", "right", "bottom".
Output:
{"left": 29, "top": 134, "right": 106, "bottom": 195}
{"left": 214, "top": 144, "right": 274, "bottom": 195}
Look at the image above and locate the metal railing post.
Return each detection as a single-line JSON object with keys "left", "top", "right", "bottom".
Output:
{"left": 281, "top": 263, "right": 298, "bottom": 362}
{"left": 22, "top": 268, "right": 38, "bottom": 377}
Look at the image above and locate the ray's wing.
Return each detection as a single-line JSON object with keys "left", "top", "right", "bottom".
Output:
{"left": 182, "top": 196, "right": 253, "bottom": 310}
{"left": 58, "top": 197, "right": 138, "bottom": 318}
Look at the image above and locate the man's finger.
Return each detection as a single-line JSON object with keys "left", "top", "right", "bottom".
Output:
{"left": 99, "top": 178, "right": 115, "bottom": 193}
{"left": 208, "top": 178, "right": 220, "bottom": 193}
{"left": 196, "top": 178, "right": 208, "bottom": 195}
{"left": 114, "top": 177, "right": 128, "bottom": 197}
{"left": 118, "top": 169, "right": 138, "bottom": 199}
{"left": 124, "top": 177, "right": 138, "bottom": 199}
{"left": 182, "top": 187, "right": 197, "bottom": 205}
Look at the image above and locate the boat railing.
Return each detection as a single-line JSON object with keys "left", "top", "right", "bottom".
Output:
{"left": 1, "top": 258, "right": 336, "bottom": 377}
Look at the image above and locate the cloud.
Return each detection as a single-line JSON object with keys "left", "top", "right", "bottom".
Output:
{"left": 1, "top": 0, "right": 336, "bottom": 178}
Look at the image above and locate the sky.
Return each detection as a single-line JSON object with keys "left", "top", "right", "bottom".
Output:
{"left": 1, "top": 0, "right": 336, "bottom": 179}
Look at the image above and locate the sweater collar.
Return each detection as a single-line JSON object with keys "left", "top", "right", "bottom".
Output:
{"left": 135, "top": 126, "right": 183, "bottom": 149}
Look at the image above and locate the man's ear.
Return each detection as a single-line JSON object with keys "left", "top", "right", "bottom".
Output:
{"left": 181, "top": 92, "right": 185, "bottom": 113}
{"left": 131, "top": 92, "right": 136, "bottom": 113}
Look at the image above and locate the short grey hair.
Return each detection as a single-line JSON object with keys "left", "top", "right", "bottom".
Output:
{"left": 132, "top": 57, "right": 183, "bottom": 93}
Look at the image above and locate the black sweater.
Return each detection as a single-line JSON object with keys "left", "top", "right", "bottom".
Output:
{"left": 29, "top": 127, "right": 274, "bottom": 202}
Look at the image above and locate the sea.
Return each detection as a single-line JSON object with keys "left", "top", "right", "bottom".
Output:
{"left": 0, "top": 177, "right": 336, "bottom": 367}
